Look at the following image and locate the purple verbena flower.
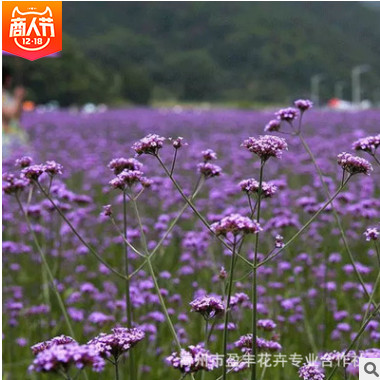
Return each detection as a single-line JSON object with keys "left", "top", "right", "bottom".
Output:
{"left": 239, "top": 178, "right": 277, "bottom": 197}
{"left": 337, "top": 152, "right": 373, "bottom": 176}
{"left": 364, "top": 227, "right": 379, "bottom": 241}
{"left": 264, "top": 119, "right": 281, "bottom": 132}
{"left": 294, "top": 99, "right": 313, "bottom": 111}
{"left": 201, "top": 149, "right": 217, "bottom": 161}
{"left": 210, "top": 213, "right": 261, "bottom": 236}
{"left": 352, "top": 134, "right": 380, "bottom": 155}
{"left": 275, "top": 107, "right": 299, "bottom": 121}
{"left": 108, "top": 158, "right": 143, "bottom": 175}
{"left": 298, "top": 362, "right": 324, "bottom": 380}
{"left": 132, "top": 134, "right": 165, "bottom": 155}
{"left": 15, "top": 156, "right": 33, "bottom": 168}
{"left": 242, "top": 135, "right": 288, "bottom": 161}
{"left": 197, "top": 163, "right": 222, "bottom": 178}
{"left": 190, "top": 295, "right": 225, "bottom": 320}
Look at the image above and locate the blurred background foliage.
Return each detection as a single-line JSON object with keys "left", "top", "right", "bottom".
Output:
{"left": 4, "top": 2, "right": 380, "bottom": 106}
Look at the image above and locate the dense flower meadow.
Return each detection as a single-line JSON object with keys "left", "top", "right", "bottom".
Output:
{"left": 2, "top": 104, "right": 380, "bottom": 380}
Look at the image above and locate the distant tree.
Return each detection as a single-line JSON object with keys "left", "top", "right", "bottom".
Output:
{"left": 120, "top": 66, "right": 153, "bottom": 105}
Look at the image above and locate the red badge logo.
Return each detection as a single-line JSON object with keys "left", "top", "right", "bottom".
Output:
{"left": 2, "top": 1, "right": 62, "bottom": 60}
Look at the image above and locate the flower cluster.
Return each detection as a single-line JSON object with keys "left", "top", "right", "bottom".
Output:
{"left": 170, "top": 136, "right": 187, "bottom": 149}
{"left": 87, "top": 327, "right": 145, "bottom": 360}
{"left": 197, "top": 162, "right": 222, "bottom": 178}
{"left": 239, "top": 178, "right": 277, "bottom": 198}
{"left": 108, "top": 157, "right": 143, "bottom": 175}
{"left": 132, "top": 134, "right": 165, "bottom": 155}
{"left": 275, "top": 107, "right": 299, "bottom": 121}
{"left": 294, "top": 99, "right": 313, "bottom": 111}
{"left": 242, "top": 135, "right": 288, "bottom": 161}
{"left": 352, "top": 134, "right": 380, "bottom": 155}
{"left": 202, "top": 149, "right": 217, "bottom": 161}
{"left": 364, "top": 227, "right": 379, "bottom": 241}
{"left": 166, "top": 344, "right": 218, "bottom": 373}
{"left": 298, "top": 362, "right": 325, "bottom": 380}
{"left": 31, "top": 335, "right": 76, "bottom": 355}
{"left": 257, "top": 319, "right": 277, "bottom": 331}
{"left": 234, "top": 334, "right": 282, "bottom": 353}
{"left": 2, "top": 173, "right": 30, "bottom": 195}
{"left": 109, "top": 169, "right": 144, "bottom": 190}
{"left": 337, "top": 152, "right": 373, "bottom": 176}
{"left": 190, "top": 295, "right": 225, "bottom": 320}
{"left": 210, "top": 213, "right": 262, "bottom": 236}
{"left": 29, "top": 342, "right": 105, "bottom": 373}
{"left": 20, "top": 161, "right": 63, "bottom": 180}
{"left": 15, "top": 156, "right": 33, "bottom": 168}
{"left": 264, "top": 119, "right": 281, "bottom": 132}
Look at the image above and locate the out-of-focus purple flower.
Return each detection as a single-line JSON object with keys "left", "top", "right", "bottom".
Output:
{"left": 239, "top": 178, "right": 277, "bottom": 198}
{"left": 242, "top": 135, "right": 288, "bottom": 161}
{"left": 165, "top": 344, "right": 218, "bottom": 373}
{"left": 44, "top": 161, "right": 63, "bottom": 176}
{"left": 88, "top": 327, "right": 145, "bottom": 360}
{"left": 170, "top": 136, "right": 187, "bottom": 149}
{"left": 29, "top": 342, "right": 105, "bottom": 373}
{"left": 275, "top": 235, "right": 284, "bottom": 248}
{"left": 15, "top": 156, "right": 33, "bottom": 168}
{"left": 257, "top": 319, "right": 277, "bottom": 331}
{"left": 132, "top": 134, "right": 165, "bottom": 155}
{"left": 352, "top": 134, "right": 380, "bottom": 155}
{"left": 197, "top": 162, "right": 222, "bottom": 178}
{"left": 298, "top": 362, "right": 324, "bottom": 380}
{"left": 108, "top": 157, "right": 143, "bottom": 175}
{"left": 3, "top": 173, "right": 30, "bottom": 195}
{"left": 190, "top": 295, "right": 225, "bottom": 320}
{"left": 276, "top": 107, "right": 299, "bottom": 121}
{"left": 101, "top": 204, "right": 112, "bottom": 217}
{"left": 202, "top": 149, "right": 217, "bottom": 161}
{"left": 264, "top": 119, "right": 281, "bottom": 132}
{"left": 21, "top": 164, "right": 46, "bottom": 180}
{"left": 364, "top": 227, "right": 379, "bottom": 241}
{"left": 234, "top": 334, "right": 282, "bottom": 353}
{"left": 294, "top": 99, "right": 313, "bottom": 112}
{"left": 210, "top": 213, "right": 261, "bottom": 236}
{"left": 109, "top": 169, "right": 144, "bottom": 190}
{"left": 337, "top": 152, "right": 373, "bottom": 176}
{"left": 31, "top": 335, "right": 76, "bottom": 355}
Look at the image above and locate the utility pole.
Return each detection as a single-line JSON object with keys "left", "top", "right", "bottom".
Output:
{"left": 352, "top": 65, "right": 370, "bottom": 106}
{"left": 311, "top": 74, "right": 324, "bottom": 107}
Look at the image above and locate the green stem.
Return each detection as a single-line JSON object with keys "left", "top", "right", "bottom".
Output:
{"left": 36, "top": 182, "right": 127, "bottom": 280}
{"left": 115, "top": 360, "right": 119, "bottom": 380}
{"left": 15, "top": 195, "right": 75, "bottom": 338}
{"left": 258, "top": 177, "right": 351, "bottom": 268}
{"left": 251, "top": 160, "right": 264, "bottom": 380}
{"left": 130, "top": 198, "right": 182, "bottom": 350}
{"left": 123, "top": 191, "right": 135, "bottom": 380}
{"left": 222, "top": 239, "right": 237, "bottom": 380}
{"left": 156, "top": 155, "right": 253, "bottom": 269}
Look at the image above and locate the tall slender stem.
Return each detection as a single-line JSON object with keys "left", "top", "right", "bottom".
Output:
{"left": 251, "top": 161, "right": 264, "bottom": 380}
{"left": 123, "top": 191, "right": 135, "bottom": 380}
{"left": 297, "top": 134, "right": 378, "bottom": 305}
{"left": 222, "top": 238, "right": 237, "bottom": 380}
{"left": 115, "top": 360, "right": 119, "bottom": 380}
{"left": 15, "top": 195, "right": 75, "bottom": 338}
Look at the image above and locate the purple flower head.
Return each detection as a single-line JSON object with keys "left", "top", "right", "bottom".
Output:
{"left": 211, "top": 213, "right": 262, "bottom": 236}
{"left": 109, "top": 169, "right": 144, "bottom": 190}
{"left": 31, "top": 335, "right": 76, "bottom": 355}
{"left": 15, "top": 156, "right": 33, "bottom": 168}
{"left": 3, "top": 173, "right": 30, "bottom": 195}
{"left": 239, "top": 178, "right": 277, "bottom": 198}
{"left": 88, "top": 327, "right": 145, "bottom": 360}
{"left": 29, "top": 342, "right": 105, "bottom": 373}
{"left": 298, "top": 362, "right": 324, "bottom": 380}
{"left": 170, "top": 136, "right": 187, "bottom": 149}
{"left": 337, "top": 152, "right": 373, "bottom": 176}
{"left": 235, "top": 334, "right": 282, "bottom": 353}
{"left": 264, "top": 119, "right": 281, "bottom": 132}
{"left": 275, "top": 235, "right": 284, "bottom": 248}
{"left": 201, "top": 149, "right": 217, "bottom": 161}
{"left": 275, "top": 107, "right": 299, "bottom": 121}
{"left": 352, "top": 134, "right": 380, "bottom": 155}
{"left": 44, "top": 161, "right": 63, "bottom": 176}
{"left": 197, "top": 162, "right": 222, "bottom": 178}
{"left": 102, "top": 204, "right": 112, "bottom": 217}
{"left": 364, "top": 227, "right": 379, "bottom": 241}
{"left": 108, "top": 157, "right": 143, "bottom": 175}
{"left": 190, "top": 295, "right": 225, "bottom": 320}
{"left": 166, "top": 344, "right": 218, "bottom": 373}
{"left": 257, "top": 319, "right": 277, "bottom": 331}
{"left": 21, "top": 164, "right": 46, "bottom": 180}
{"left": 294, "top": 99, "right": 313, "bottom": 112}
{"left": 132, "top": 134, "right": 165, "bottom": 155}
{"left": 242, "top": 135, "right": 288, "bottom": 161}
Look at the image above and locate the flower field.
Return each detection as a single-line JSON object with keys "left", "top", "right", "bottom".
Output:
{"left": 2, "top": 104, "right": 380, "bottom": 380}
